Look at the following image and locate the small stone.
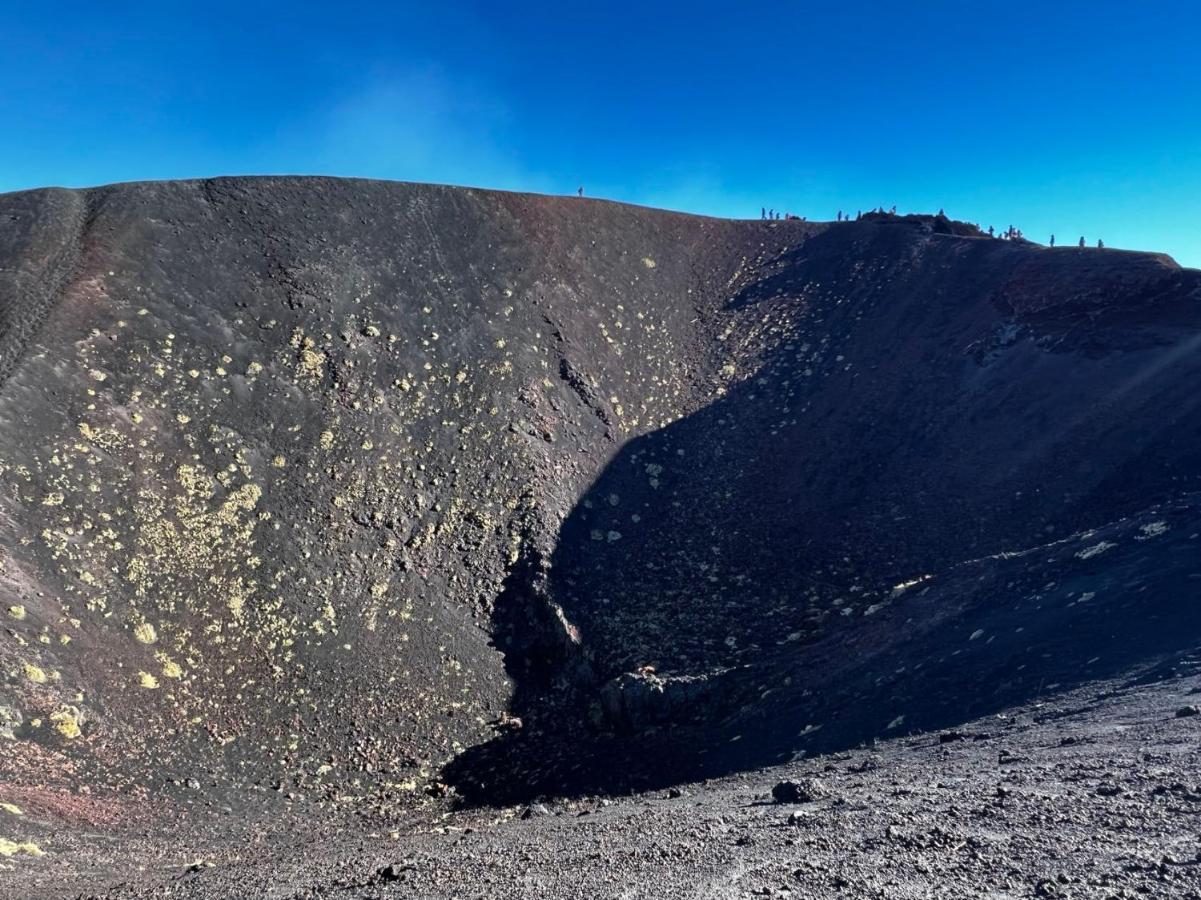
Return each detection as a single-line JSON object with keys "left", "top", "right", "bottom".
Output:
{"left": 1175, "top": 705, "right": 1200, "bottom": 718}
{"left": 377, "top": 862, "right": 415, "bottom": 882}
{"left": 1033, "top": 879, "right": 1058, "bottom": 898}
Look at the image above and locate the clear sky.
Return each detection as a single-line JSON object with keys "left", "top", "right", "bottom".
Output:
{"left": 2, "top": 1, "right": 1198, "bottom": 266}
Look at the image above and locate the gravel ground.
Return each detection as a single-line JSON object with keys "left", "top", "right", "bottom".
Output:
{"left": 5, "top": 654, "right": 1198, "bottom": 899}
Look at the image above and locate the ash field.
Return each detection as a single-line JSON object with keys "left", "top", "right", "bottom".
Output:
{"left": 0, "top": 177, "right": 1199, "bottom": 898}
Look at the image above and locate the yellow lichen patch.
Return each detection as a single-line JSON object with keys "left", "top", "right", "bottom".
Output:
{"left": 22, "top": 664, "right": 47, "bottom": 684}
{"left": 7, "top": 605, "right": 26, "bottom": 621}
{"left": 137, "top": 671, "right": 159, "bottom": 689}
{"left": 119, "top": 465, "right": 264, "bottom": 628}
{"left": 157, "top": 653, "right": 183, "bottom": 679}
{"left": 176, "top": 463, "right": 215, "bottom": 499}
{"left": 642, "top": 257, "right": 657, "bottom": 268}
{"left": 41, "top": 492, "right": 64, "bottom": 507}
{"left": 133, "top": 622, "right": 157, "bottom": 644}
{"left": 319, "top": 430, "right": 335, "bottom": 450}
{"left": 299, "top": 347, "right": 326, "bottom": 380}
{"left": 220, "top": 483, "right": 262, "bottom": 520}
{"left": 271, "top": 455, "right": 287, "bottom": 468}
{"left": 0, "top": 803, "right": 22, "bottom": 816}
{"left": 0, "top": 838, "right": 43, "bottom": 857}
{"left": 246, "top": 361, "right": 263, "bottom": 376}
{"left": 50, "top": 707, "right": 82, "bottom": 739}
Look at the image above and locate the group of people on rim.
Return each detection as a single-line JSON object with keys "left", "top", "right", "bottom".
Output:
{"left": 759, "top": 204, "right": 1107, "bottom": 251}
{"left": 583, "top": 189, "right": 1109, "bottom": 251}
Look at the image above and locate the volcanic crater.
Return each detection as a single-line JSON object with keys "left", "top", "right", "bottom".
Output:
{"left": 1, "top": 177, "right": 1200, "bottom": 897}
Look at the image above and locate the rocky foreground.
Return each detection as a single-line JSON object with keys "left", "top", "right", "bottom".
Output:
{"left": 8, "top": 653, "right": 1201, "bottom": 898}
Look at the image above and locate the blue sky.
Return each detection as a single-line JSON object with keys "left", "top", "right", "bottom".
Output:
{"left": 2, "top": 1, "right": 1198, "bottom": 266}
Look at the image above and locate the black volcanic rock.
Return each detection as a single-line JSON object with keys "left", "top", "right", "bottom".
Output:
{"left": 772, "top": 778, "right": 828, "bottom": 804}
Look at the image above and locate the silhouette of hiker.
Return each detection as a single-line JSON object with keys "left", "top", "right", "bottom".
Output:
{"left": 988, "top": 225, "right": 995, "bottom": 237}
{"left": 938, "top": 208, "right": 945, "bottom": 217}
{"left": 1098, "top": 238, "right": 1104, "bottom": 248}
{"left": 761, "top": 207, "right": 766, "bottom": 220}
{"left": 1049, "top": 235, "right": 1055, "bottom": 247}
{"left": 837, "top": 211, "right": 842, "bottom": 222}
{"left": 856, "top": 210, "right": 862, "bottom": 220}
{"left": 578, "top": 186, "right": 583, "bottom": 197}
{"left": 1079, "top": 236, "right": 1085, "bottom": 248}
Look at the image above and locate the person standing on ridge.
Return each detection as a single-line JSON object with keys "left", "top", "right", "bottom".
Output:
{"left": 1098, "top": 238, "right": 1104, "bottom": 248}
{"left": 837, "top": 210, "right": 842, "bottom": 221}
{"left": 1079, "top": 236, "right": 1086, "bottom": 248}
{"left": 1050, "top": 235, "right": 1055, "bottom": 247}
{"left": 761, "top": 207, "right": 766, "bottom": 220}
{"left": 578, "top": 186, "right": 583, "bottom": 198}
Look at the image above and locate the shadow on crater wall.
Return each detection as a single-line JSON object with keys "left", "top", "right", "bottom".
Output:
{"left": 445, "top": 224, "right": 1201, "bottom": 804}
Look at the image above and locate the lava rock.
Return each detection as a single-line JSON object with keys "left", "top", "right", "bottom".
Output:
{"left": 772, "top": 778, "right": 828, "bottom": 804}
{"left": 377, "top": 862, "right": 415, "bottom": 882}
